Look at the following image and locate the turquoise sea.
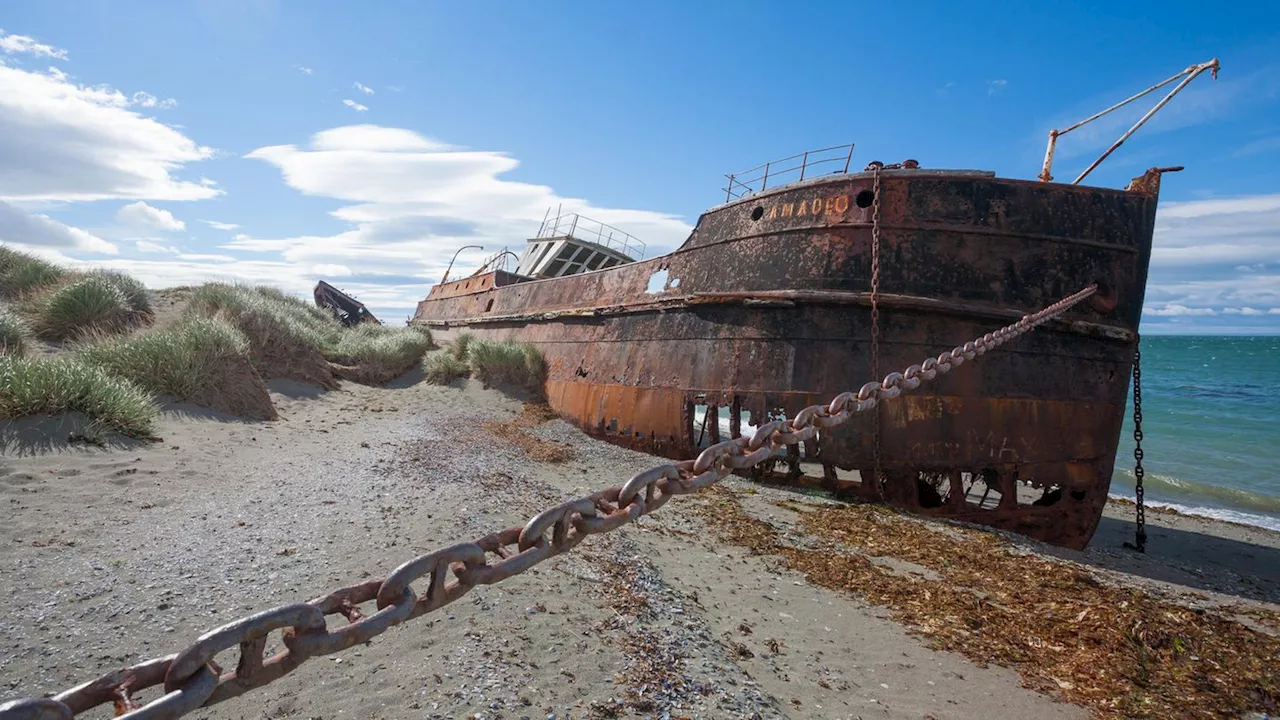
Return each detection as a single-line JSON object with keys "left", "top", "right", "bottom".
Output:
{"left": 1110, "top": 335, "right": 1280, "bottom": 532}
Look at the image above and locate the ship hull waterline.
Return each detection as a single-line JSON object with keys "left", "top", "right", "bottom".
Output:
{"left": 408, "top": 167, "right": 1163, "bottom": 550}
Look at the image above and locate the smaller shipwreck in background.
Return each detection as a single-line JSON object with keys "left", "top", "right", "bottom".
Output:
{"left": 314, "top": 280, "right": 381, "bottom": 327}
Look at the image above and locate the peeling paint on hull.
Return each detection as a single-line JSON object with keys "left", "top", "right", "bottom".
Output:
{"left": 409, "top": 167, "right": 1163, "bottom": 549}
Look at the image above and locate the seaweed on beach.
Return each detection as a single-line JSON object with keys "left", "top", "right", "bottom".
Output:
{"left": 480, "top": 403, "right": 575, "bottom": 464}
{"left": 693, "top": 488, "right": 1280, "bottom": 720}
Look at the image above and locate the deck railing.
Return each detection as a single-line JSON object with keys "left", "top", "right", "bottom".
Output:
{"left": 535, "top": 211, "right": 646, "bottom": 260}
{"left": 722, "top": 143, "right": 855, "bottom": 202}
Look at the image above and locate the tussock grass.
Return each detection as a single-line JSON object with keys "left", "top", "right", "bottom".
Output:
{"left": 0, "top": 247, "right": 67, "bottom": 298}
{"left": 187, "top": 283, "right": 435, "bottom": 387}
{"left": 0, "top": 355, "right": 158, "bottom": 437}
{"left": 449, "top": 332, "right": 474, "bottom": 361}
{"left": 0, "top": 309, "right": 28, "bottom": 356}
{"left": 422, "top": 350, "right": 470, "bottom": 385}
{"left": 466, "top": 339, "right": 547, "bottom": 398}
{"left": 89, "top": 270, "right": 152, "bottom": 315}
{"left": 329, "top": 323, "right": 435, "bottom": 384}
{"left": 186, "top": 282, "right": 342, "bottom": 388}
{"left": 30, "top": 274, "right": 150, "bottom": 341}
{"left": 78, "top": 316, "right": 277, "bottom": 419}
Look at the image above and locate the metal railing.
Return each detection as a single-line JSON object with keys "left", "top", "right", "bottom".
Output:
{"left": 535, "top": 211, "right": 646, "bottom": 260}
{"left": 722, "top": 143, "right": 855, "bottom": 202}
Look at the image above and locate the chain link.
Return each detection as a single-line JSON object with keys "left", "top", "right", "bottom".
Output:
{"left": 0, "top": 282, "right": 1100, "bottom": 720}
{"left": 1128, "top": 341, "right": 1147, "bottom": 553}
{"left": 870, "top": 164, "right": 884, "bottom": 497}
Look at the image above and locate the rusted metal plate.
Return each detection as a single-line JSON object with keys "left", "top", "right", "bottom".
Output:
{"left": 413, "top": 168, "right": 1160, "bottom": 549}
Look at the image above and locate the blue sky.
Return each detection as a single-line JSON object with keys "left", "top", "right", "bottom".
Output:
{"left": 1, "top": 0, "right": 1277, "bottom": 332}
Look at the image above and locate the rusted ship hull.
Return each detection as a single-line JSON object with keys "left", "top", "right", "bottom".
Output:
{"left": 411, "top": 168, "right": 1164, "bottom": 549}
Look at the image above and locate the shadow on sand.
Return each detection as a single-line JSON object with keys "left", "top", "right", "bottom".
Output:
{"left": 0, "top": 413, "right": 151, "bottom": 457}
{"left": 1021, "top": 513, "right": 1280, "bottom": 605}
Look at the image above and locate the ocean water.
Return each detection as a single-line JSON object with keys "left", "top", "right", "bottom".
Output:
{"left": 1110, "top": 335, "right": 1280, "bottom": 532}
{"left": 691, "top": 336, "right": 1280, "bottom": 532}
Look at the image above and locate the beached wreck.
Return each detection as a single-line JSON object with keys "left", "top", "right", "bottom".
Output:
{"left": 398, "top": 61, "right": 1219, "bottom": 550}
{"left": 314, "top": 280, "right": 381, "bottom": 327}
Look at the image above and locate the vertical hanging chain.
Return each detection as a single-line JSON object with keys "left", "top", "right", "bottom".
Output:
{"left": 870, "top": 165, "right": 883, "bottom": 491}
{"left": 1129, "top": 341, "right": 1147, "bottom": 552}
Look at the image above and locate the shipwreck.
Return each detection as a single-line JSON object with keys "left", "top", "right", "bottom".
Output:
{"left": 330, "top": 60, "right": 1220, "bottom": 550}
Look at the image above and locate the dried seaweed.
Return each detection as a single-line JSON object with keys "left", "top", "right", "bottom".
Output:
{"left": 693, "top": 488, "right": 1279, "bottom": 720}
{"left": 481, "top": 403, "right": 575, "bottom": 463}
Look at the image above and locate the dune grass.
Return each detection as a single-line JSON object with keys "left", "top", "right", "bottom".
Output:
{"left": 0, "top": 355, "right": 158, "bottom": 437}
{"left": 89, "top": 269, "right": 152, "bottom": 315}
{"left": 328, "top": 322, "right": 435, "bottom": 384}
{"left": 422, "top": 350, "right": 471, "bottom": 385}
{"left": 464, "top": 338, "right": 548, "bottom": 397}
{"left": 187, "top": 283, "right": 434, "bottom": 387}
{"left": 0, "top": 309, "right": 28, "bottom": 357}
{"left": 78, "top": 315, "right": 277, "bottom": 419}
{"left": 0, "top": 247, "right": 68, "bottom": 298}
{"left": 28, "top": 274, "right": 153, "bottom": 341}
{"left": 449, "top": 332, "right": 474, "bottom": 361}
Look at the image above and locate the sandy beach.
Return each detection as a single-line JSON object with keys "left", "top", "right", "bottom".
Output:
{"left": 2, "top": 372, "right": 1277, "bottom": 720}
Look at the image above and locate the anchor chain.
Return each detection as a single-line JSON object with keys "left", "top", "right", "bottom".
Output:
{"left": 870, "top": 163, "right": 884, "bottom": 496}
{"left": 1128, "top": 340, "right": 1147, "bottom": 553}
{"left": 0, "top": 283, "right": 1100, "bottom": 720}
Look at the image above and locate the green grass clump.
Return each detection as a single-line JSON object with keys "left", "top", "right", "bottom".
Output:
{"left": 79, "top": 316, "right": 249, "bottom": 399}
{"left": 78, "top": 315, "right": 277, "bottom": 419}
{"left": 186, "top": 282, "right": 341, "bottom": 387}
{"left": 30, "top": 274, "right": 149, "bottom": 341}
{"left": 0, "top": 246, "right": 66, "bottom": 298}
{"left": 0, "top": 355, "right": 158, "bottom": 437}
{"left": 449, "top": 332, "right": 474, "bottom": 361}
{"left": 466, "top": 339, "right": 547, "bottom": 397}
{"left": 186, "top": 283, "right": 434, "bottom": 386}
{"left": 329, "top": 323, "right": 435, "bottom": 384}
{"left": 422, "top": 350, "right": 471, "bottom": 385}
{"left": 0, "top": 309, "right": 28, "bottom": 356}
{"left": 89, "top": 270, "right": 152, "bottom": 315}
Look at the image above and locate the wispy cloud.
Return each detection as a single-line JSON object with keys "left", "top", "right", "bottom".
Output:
{"left": 0, "top": 28, "right": 67, "bottom": 60}
{"left": 354, "top": 82, "right": 374, "bottom": 95}
{"left": 135, "top": 239, "right": 178, "bottom": 254}
{"left": 987, "top": 79, "right": 1007, "bottom": 96}
{"left": 295, "top": 65, "right": 313, "bottom": 75}
{"left": 130, "top": 91, "right": 178, "bottom": 110}
{"left": 116, "top": 201, "right": 185, "bottom": 231}
{"left": 0, "top": 199, "right": 115, "bottom": 254}
{"left": 1233, "top": 135, "right": 1280, "bottom": 157}
{"left": 0, "top": 62, "right": 215, "bottom": 202}
{"left": 342, "top": 99, "right": 369, "bottom": 112}
{"left": 201, "top": 219, "right": 239, "bottom": 231}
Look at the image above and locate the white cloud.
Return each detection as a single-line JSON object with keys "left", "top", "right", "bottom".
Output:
{"left": 177, "top": 253, "right": 235, "bottom": 262}
{"left": 224, "top": 124, "right": 693, "bottom": 316}
{"left": 1221, "top": 307, "right": 1266, "bottom": 316}
{"left": 0, "top": 63, "right": 216, "bottom": 202}
{"left": 0, "top": 29, "right": 67, "bottom": 60}
{"left": 342, "top": 99, "right": 369, "bottom": 112}
{"left": 0, "top": 199, "right": 115, "bottom": 254}
{"left": 135, "top": 240, "right": 178, "bottom": 254}
{"left": 987, "top": 79, "right": 1007, "bottom": 96}
{"left": 130, "top": 91, "right": 177, "bottom": 110}
{"left": 116, "top": 201, "right": 185, "bottom": 231}
{"left": 1145, "top": 304, "right": 1217, "bottom": 317}
{"left": 353, "top": 82, "right": 374, "bottom": 95}
{"left": 312, "top": 263, "right": 351, "bottom": 276}
{"left": 295, "top": 65, "right": 313, "bottom": 75}
{"left": 201, "top": 219, "right": 239, "bottom": 231}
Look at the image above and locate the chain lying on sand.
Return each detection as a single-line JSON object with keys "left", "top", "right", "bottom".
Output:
{"left": 0, "top": 284, "right": 1099, "bottom": 720}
